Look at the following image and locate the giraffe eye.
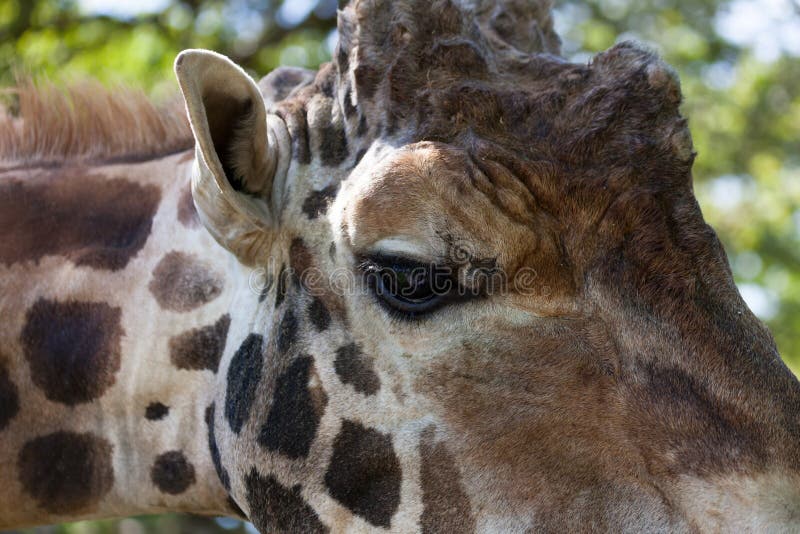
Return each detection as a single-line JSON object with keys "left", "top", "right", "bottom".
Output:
{"left": 360, "top": 256, "right": 455, "bottom": 318}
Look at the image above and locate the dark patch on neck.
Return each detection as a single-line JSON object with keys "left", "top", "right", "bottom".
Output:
{"left": 258, "top": 356, "right": 327, "bottom": 459}
{"left": 17, "top": 431, "right": 114, "bottom": 514}
{"left": 151, "top": 450, "right": 196, "bottom": 495}
{"left": 0, "top": 172, "right": 160, "bottom": 270}
{"left": 419, "top": 425, "right": 475, "bottom": 533}
{"left": 354, "top": 65, "right": 382, "bottom": 100}
{"left": 245, "top": 469, "right": 329, "bottom": 533}
{"left": 169, "top": 314, "right": 231, "bottom": 372}
{"left": 225, "top": 334, "right": 264, "bottom": 434}
{"left": 290, "top": 238, "right": 315, "bottom": 289}
{"left": 148, "top": 251, "right": 224, "bottom": 312}
{"left": 319, "top": 123, "right": 349, "bottom": 167}
{"left": 337, "top": 46, "right": 350, "bottom": 78}
{"left": 0, "top": 357, "right": 20, "bottom": 431}
{"left": 334, "top": 343, "right": 380, "bottom": 396}
{"left": 21, "top": 298, "right": 122, "bottom": 405}
{"left": 277, "top": 309, "right": 299, "bottom": 355}
{"left": 205, "top": 403, "right": 230, "bottom": 491}
{"left": 324, "top": 420, "right": 401, "bottom": 528}
{"left": 145, "top": 402, "right": 169, "bottom": 421}
{"left": 308, "top": 297, "right": 331, "bottom": 332}
{"left": 302, "top": 184, "right": 340, "bottom": 219}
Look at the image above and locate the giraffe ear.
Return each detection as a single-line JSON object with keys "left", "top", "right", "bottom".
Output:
{"left": 175, "top": 49, "right": 290, "bottom": 264}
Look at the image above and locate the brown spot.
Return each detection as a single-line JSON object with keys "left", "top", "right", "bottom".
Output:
{"left": 334, "top": 343, "right": 380, "bottom": 396}
{"left": 308, "top": 297, "right": 331, "bottom": 332}
{"left": 245, "top": 469, "right": 328, "bottom": 533}
{"left": 169, "top": 314, "right": 231, "bottom": 372}
{"left": 324, "top": 420, "right": 402, "bottom": 528}
{"left": 177, "top": 183, "right": 200, "bottom": 227}
{"left": 419, "top": 426, "right": 475, "bottom": 533}
{"left": 258, "top": 356, "right": 327, "bottom": 459}
{"left": 18, "top": 431, "right": 114, "bottom": 514}
{"left": 354, "top": 65, "right": 382, "bottom": 100}
{"left": 289, "top": 238, "right": 315, "bottom": 288}
{"left": 0, "top": 355, "right": 20, "bottom": 431}
{"left": 336, "top": 44, "right": 350, "bottom": 76}
{"left": 145, "top": 402, "right": 169, "bottom": 421}
{"left": 151, "top": 450, "right": 196, "bottom": 495}
{"left": 21, "top": 298, "right": 122, "bottom": 405}
{"left": 0, "top": 172, "right": 160, "bottom": 270}
{"left": 225, "top": 334, "right": 264, "bottom": 434}
{"left": 302, "top": 184, "right": 339, "bottom": 219}
{"left": 319, "top": 124, "right": 349, "bottom": 166}
{"left": 149, "top": 251, "right": 224, "bottom": 312}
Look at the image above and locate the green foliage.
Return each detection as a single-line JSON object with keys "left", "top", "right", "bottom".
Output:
{"left": 0, "top": 0, "right": 338, "bottom": 98}
{"left": 2, "top": 0, "right": 799, "bottom": 531}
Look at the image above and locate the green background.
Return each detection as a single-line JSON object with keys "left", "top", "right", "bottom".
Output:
{"left": 2, "top": 0, "right": 799, "bottom": 532}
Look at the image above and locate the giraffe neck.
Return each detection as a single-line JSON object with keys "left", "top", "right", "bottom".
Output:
{"left": 0, "top": 151, "right": 239, "bottom": 528}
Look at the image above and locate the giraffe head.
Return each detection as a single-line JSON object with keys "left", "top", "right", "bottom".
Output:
{"left": 175, "top": 0, "right": 800, "bottom": 530}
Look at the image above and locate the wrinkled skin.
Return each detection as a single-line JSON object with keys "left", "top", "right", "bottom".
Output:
{"left": 1, "top": 0, "right": 798, "bottom": 532}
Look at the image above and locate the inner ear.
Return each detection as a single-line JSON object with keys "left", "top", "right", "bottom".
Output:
{"left": 175, "top": 49, "right": 291, "bottom": 264}
{"left": 176, "top": 49, "right": 277, "bottom": 201}
{"left": 203, "top": 90, "right": 255, "bottom": 192}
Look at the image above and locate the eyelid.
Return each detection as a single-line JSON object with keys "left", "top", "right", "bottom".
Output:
{"left": 360, "top": 254, "right": 434, "bottom": 271}
{"left": 367, "top": 237, "right": 433, "bottom": 263}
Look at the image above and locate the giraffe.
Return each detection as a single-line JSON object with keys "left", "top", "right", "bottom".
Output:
{"left": 2, "top": 0, "right": 800, "bottom": 531}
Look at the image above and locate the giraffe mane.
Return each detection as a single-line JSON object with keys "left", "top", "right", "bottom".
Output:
{"left": 0, "top": 78, "right": 192, "bottom": 168}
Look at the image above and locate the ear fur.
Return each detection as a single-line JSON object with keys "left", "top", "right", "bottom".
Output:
{"left": 175, "top": 49, "right": 291, "bottom": 264}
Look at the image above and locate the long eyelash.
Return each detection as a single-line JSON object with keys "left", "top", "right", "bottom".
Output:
{"left": 360, "top": 253, "right": 435, "bottom": 270}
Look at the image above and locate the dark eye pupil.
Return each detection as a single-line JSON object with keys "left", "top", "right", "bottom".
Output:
{"left": 362, "top": 255, "right": 458, "bottom": 318}
{"left": 379, "top": 266, "right": 434, "bottom": 301}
